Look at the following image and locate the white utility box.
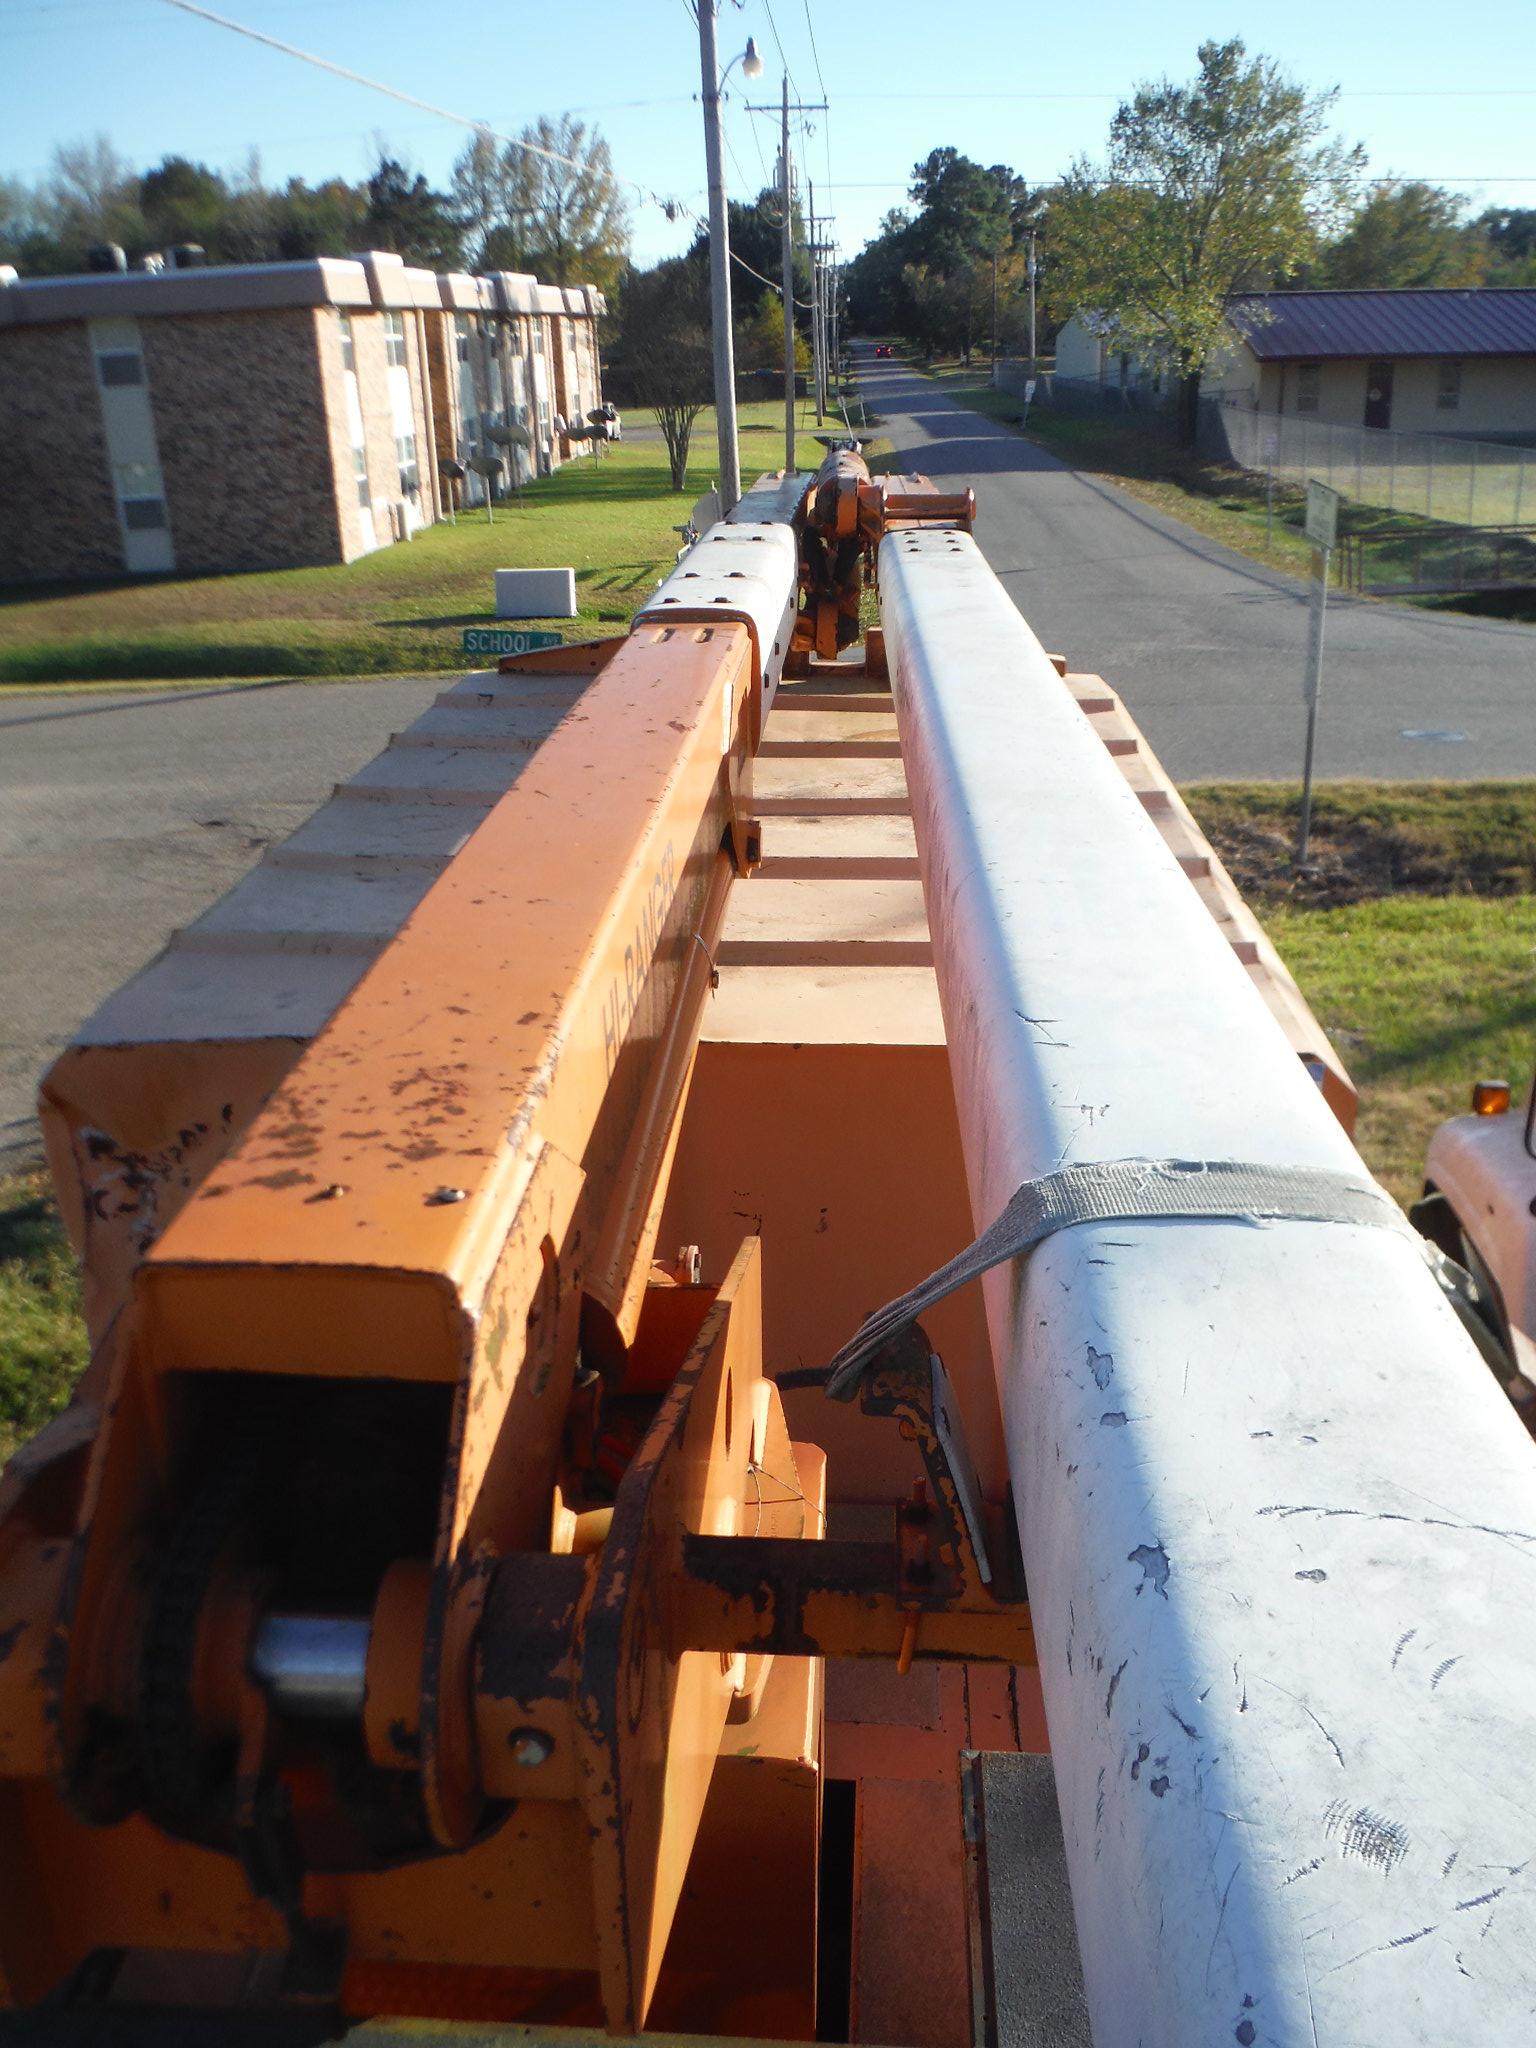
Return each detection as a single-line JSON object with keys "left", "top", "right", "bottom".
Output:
{"left": 495, "top": 567, "right": 577, "bottom": 618}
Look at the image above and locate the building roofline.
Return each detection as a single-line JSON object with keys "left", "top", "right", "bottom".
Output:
{"left": 0, "top": 252, "right": 607, "bottom": 329}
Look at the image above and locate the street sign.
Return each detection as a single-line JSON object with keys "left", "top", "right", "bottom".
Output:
{"left": 462, "top": 627, "right": 563, "bottom": 659}
{"left": 1304, "top": 478, "right": 1340, "bottom": 551}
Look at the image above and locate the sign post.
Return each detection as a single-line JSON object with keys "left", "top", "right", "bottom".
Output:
{"left": 1263, "top": 430, "right": 1279, "bottom": 547}
{"left": 1296, "top": 479, "right": 1340, "bottom": 867}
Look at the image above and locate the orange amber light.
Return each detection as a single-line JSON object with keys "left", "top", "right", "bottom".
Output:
{"left": 1472, "top": 1080, "right": 1512, "bottom": 1116}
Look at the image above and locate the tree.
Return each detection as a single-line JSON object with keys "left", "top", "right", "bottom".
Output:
{"left": 42, "top": 134, "right": 146, "bottom": 267}
{"left": 363, "top": 156, "right": 464, "bottom": 270}
{"left": 845, "top": 208, "right": 920, "bottom": 334}
{"left": 1044, "top": 40, "right": 1362, "bottom": 440}
{"left": 139, "top": 155, "right": 229, "bottom": 252}
{"left": 844, "top": 153, "right": 1043, "bottom": 351}
{"left": 688, "top": 186, "right": 808, "bottom": 320}
{"left": 271, "top": 176, "right": 368, "bottom": 261}
{"left": 496, "top": 117, "right": 629, "bottom": 293}
{"left": 451, "top": 127, "right": 515, "bottom": 270}
{"left": 607, "top": 259, "right": 713, "bottom": 489}
{"left": 907, "top": 148, "right": 1016, "bottom": 271}
{"left": 1479, "top": 207, "right": 1536, "bottom": 285}
{"left": 1317, "top": 182, "right": 1484, "bottom": 288}
{"left": 735, "top": 290, "right": 811, "bottom": 379}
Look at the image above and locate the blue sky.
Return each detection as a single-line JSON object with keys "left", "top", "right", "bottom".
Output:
{"left": 6, "top": 0, "right": 1535, "bottom": 268}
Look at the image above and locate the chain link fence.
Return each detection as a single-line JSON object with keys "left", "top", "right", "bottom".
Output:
{"left": 1203, "top": 401, "right": 1536, "bottom": 529}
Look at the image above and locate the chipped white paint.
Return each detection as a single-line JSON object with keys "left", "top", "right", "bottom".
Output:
{"left": 881, "top": 528, "right": 1536, "bottom": 2047}
{"left": 637, "top": 520, "right": 798, "bottom": 723}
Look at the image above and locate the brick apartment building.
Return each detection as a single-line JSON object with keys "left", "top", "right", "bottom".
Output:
{"left": 0, "top": 251, "right": 607, "bottom": 583}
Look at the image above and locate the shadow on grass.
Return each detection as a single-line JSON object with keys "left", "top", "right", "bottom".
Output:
{"left": 1347, "top": 987, "right": 1536, "bottom": 1083}
{"left": 0, "top": 1186, "right": 62, "bottom": 1267}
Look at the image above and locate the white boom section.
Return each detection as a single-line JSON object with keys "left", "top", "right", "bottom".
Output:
{"left": 879, "top": 528, "right": 1536, "bottom": 2048}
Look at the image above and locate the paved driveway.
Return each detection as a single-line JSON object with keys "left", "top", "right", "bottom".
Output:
{"left": 0, "top": 675, "right": 441, "bottom": 1168}
{"left": 865, "top": 356, "right": 1536, "bottom": 783}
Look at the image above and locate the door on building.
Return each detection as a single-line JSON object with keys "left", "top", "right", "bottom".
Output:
{"left": 1364, "top": 361, "right": 1394, "bottom": 431}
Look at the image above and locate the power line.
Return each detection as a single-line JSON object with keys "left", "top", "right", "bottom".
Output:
{"left": 801, "top": 0, "right": 828, "bottom": 101}
{"left": 758, "top": 0, "right": 798, "bottom": 101}
{"left": 148, "top": 0, "right": 695, "bottom": 219}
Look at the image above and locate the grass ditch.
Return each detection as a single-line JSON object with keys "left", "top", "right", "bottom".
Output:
{"left": 0, "top": 400, "right": 891, "bottom": 688}
{"left": 1184, "top": 782, "right": 1536, "bottom": 1201}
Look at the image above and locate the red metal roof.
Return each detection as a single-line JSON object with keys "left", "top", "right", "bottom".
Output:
{"left": 1226, "top": 289, "right": 1536, "bottom": 361}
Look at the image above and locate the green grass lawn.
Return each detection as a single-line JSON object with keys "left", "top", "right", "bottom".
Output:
{"left": 0, "top": 1172, "right": 87, "bottom": 1465}
{"left": 1184, "top": 782, "right": 1536, "bottom": 1203}
{"left": 1263, "top": 896, "right": 1536, "bottom": 1205}
{"left": 0, "top": 399, "right": 884, "bottom": 688}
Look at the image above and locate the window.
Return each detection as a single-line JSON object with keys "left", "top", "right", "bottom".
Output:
{"left": 97, "top": 350, "right": 144, "bottom": 388}
{"left": 384, "top": 310, "right": 408, "bottom": 368}
{"left": 339, "top": 314, "right": 357, "bottom": 374}
{"left": 538, "top": 397, "right": 551, "bottom": 438}
{"left": 396, "top": 431, "right": 419, "bottom": 496}
{"left": 533, "top": 322, "right": 545, "bottom": 357}
{"left": 455, "top": 312, "right": 472, "bottom": 364}
{"left": 1437, "top": 359, "right": 1463, "bottom": 411}
{"left": 121, "top": 496, "right": 168, "bottom": 530}
{"left": 353, "top": 439, "right": 371, "bottom": 510}
{"left": 1296, "top": 361, "right": 1321, "bottom": 414}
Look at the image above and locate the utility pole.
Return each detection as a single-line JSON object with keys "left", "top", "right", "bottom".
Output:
{"left": 747, "top": 83, "right": 826, "bottom": 474}
{"left": 696, "top": 0, "right": 742, "bottom": 512}
{"left": 828, "top": 255, "right": 840, "bottom": 413}
{"left": 990, "top": 250, "right": 998, "bottom": 374}
{"left": 815, "top": 241, "right": 837, "bottom": 418}
{"left": 807, "top": 181, "right": 823, "bottom": 425}
{"left": 1027, "top": 231, "right": 1038, "bottom": 375}
{"left": 779, "top": 81, "right": 795, "bottom": 473}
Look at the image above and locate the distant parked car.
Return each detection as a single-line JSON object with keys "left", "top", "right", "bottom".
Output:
{"left": 874, "top": 344, "right": 893, "bottom": 358}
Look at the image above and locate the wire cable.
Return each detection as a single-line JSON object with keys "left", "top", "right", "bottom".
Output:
{"left": 801, "top": 0, "right": 828, "bottom": 101}
{"left": 151, "top": 0, "right": 695, "bottom": 218}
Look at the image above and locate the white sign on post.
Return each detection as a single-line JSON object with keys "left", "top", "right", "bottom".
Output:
{"left": 1304, "top": 478, "right": 1340, "bottom": 551}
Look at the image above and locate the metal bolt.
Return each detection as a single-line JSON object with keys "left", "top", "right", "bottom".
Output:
{"left": 427, "top": 1186, "right": 468, "bottom": 1206}
{"left": 509, "top": 1727, "right": 554, "bottom": 1768}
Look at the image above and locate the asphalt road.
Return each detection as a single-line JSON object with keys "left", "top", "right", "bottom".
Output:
{"left": 4, "top": 371, "right": 1534, "bottom": 1167}
{"left": 865, "top": 355, "right": 1536, "bottom": 783}
{"left": 0, "top": 675, "right": 441, "bottom": 1168}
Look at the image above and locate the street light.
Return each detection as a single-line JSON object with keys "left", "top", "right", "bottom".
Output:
{"left": 695, "top": 13, "right": 762, "bottom": 514}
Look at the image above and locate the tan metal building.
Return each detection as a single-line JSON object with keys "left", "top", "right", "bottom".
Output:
{"left": 1204, "top": 288, "right": 1536, "bottom": 441}
{"left": 0, "top": 252, "right": 607, "bottom": 583}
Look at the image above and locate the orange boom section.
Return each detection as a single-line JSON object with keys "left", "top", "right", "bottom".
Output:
{"left": 0, "top": 597, "right": 805, "bottom": 2024}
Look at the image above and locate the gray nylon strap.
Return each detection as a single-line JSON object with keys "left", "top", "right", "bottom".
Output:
{"left": 824, "top": 1157, "right": 1409, "bottom": 1402}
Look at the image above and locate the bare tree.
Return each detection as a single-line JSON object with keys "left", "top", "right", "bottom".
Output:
{"left": 500, "top": 117, "right": 629, "bottom": 293}
{"left": 607, "top": 259, "right": 712, "bottom": 490}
